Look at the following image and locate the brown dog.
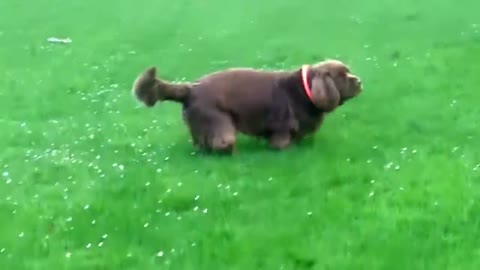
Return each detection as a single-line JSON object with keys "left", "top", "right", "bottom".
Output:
{"left": 132, "top": 59, "right": 362, "bottom": 154}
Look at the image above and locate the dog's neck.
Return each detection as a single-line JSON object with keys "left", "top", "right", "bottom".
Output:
{"left": 301, "top": 65, "right": 314, "bottom": 103}
{"left": 278, "top": 68, "right": 323, "bottom": 115}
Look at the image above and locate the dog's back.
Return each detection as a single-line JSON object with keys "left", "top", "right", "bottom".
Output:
{"left": 190, "top": 68, "right": 290, "bottom": 136}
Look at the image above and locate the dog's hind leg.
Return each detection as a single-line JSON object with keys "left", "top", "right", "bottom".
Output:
{"left": 184, "top": 105, "right": 236, "bottom": 154}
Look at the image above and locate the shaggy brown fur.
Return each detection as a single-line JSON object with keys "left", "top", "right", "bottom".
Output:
{"left": 132, "top": 59, "right": 363, "bottom": 154}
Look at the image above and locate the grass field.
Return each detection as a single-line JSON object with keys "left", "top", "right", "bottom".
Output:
{"left": 1, "top": 0, "right": 480, "bottom": 269}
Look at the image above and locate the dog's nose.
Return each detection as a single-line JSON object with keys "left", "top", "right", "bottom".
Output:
{"left": 355, "top": 78, "right": 362, "bottom": 91}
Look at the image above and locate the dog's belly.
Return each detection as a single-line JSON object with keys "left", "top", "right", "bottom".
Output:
{"left": 236, "top": 120, "right": 266, "bottom": 137}
{"left": 234, "top": 115, "right": 268, "bottom": 137}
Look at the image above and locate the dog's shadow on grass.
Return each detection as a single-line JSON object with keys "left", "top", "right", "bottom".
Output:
{"left": 165, "top": 134, "right": 320, "bottom": 160}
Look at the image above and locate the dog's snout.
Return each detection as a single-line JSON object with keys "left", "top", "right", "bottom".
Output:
{"left": 349, "top": 75, "right": 361, "bottom": 85}
{"left": 349, "top": 75, "right": 362, "bottom": 92}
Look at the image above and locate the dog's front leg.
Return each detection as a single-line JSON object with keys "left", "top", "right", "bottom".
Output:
{"left": 266, "top": 116, "right": 297, "bottom": 150}
{"left": 269, "top": 132, "right": 292, "bottom": 150}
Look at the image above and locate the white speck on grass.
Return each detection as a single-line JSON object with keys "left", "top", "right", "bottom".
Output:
{"left": 384, "top": 162, "right": 394, "bottom": 169}
{"left": 194, "top": 206, "right": 199, "bottom": 211}
{"left": 268, "top": 177, "right": 273, "bottom": 182}
{"left": 177, "top": 182, "right": 182, "bottom": 187}
{"left": 65, "top": 252, "right": 71, "bottom": 259}
{"left": 3, "top": 172, "right": 9, "bottom": 177}
{"left": 166, "top": 188, "right": 171, "bottom": 193}
{"left": 157, "top": 251, "right": 164, "bottom": 257}
{"left": 307, "top": 212, "right": 313, "bottom": 216}
{"left": 0, "top": 248, "right": 5, "bottom": 253}
{"left": 203, "top": 208, "right": 208, "bottom": 214}
{"left": 156, "top": 168, "right": 162, "bottom": 173}
{"left": 102, "top": 234, "right": 108, "bottom": 239}
{"left": 145, "top": 182, "right": 151, "bottom": 187}
{"left": 19, "top": 232, "right": 24, "bottom": 238}
{"left": 91, "top": 219, "right": 96, "bottom": 225}
{"left": 164, "top": 157, "right": 170, "bottom": 161}
{"left": 144, "top": 223, "right": 149, "bottom": 228}
{"left": 118, "top": 164, "right": 124, "bottom": 170}
{"left": 369, "top": 191, "right": 375, "bottom": 197}
{"left": 194, "top": 195, "right": 200, "bottom": 201}
{"left": 84, "top": 205, "right": 90, "bottom": 210}
{"left": 86, "top": 243, "right": 92, "bottom": 248}
{"left": 98, "top": 242, "right": 104, "bottom": 247}
{"left": 165, "top": 212, "right": 171, "bottom": 217}
{"left": 233, "top": 192, "right": 239, "bottom": 196}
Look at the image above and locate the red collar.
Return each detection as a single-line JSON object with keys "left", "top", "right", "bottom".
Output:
{"left": 301, "top": 64, "right": 314, "bottom": 102}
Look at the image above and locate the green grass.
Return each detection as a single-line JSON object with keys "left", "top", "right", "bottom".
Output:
{"left": 1, "top": 0, "right": 480, "bottom": 269}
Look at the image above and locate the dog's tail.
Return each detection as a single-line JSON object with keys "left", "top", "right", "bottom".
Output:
{"left": 154, "top": 77, "right": 192, "bottom": 103}
{"left": 132, "top": 66, "right": 194, "bottom": 105}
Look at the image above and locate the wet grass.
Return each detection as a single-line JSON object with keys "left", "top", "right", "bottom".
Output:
{"left": 1, "top": 0, "right": 480, "bottom": 269}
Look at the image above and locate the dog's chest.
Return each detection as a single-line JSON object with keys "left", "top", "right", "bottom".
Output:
{"left": 293, "top": 108, "right": 324, "bottom": 137}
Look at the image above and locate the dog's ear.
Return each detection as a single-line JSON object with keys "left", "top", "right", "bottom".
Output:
{"left": 145, "top": 67, "right": 157, "bottom": 78}
{"left": 311, "top": 73, "right": 340, "bottom": 112}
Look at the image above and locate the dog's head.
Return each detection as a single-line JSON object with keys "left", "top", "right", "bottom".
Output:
{"left": 132, "top": 67, "right": 159, "bottom": 107}
{"left": 307, "top": 59, "right": 362, "bottom": 112}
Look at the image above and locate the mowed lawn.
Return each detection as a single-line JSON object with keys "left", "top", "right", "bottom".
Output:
{"left": 1, "top": 0, "right": 480, "bottom": 269}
